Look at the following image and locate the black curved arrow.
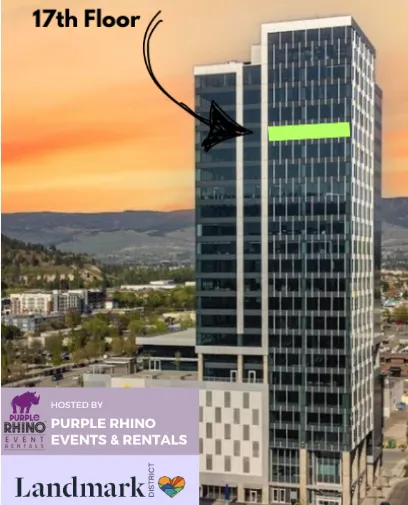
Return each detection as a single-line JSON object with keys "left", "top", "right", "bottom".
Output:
{"left": 142, "top": 11, "right": 253, "bottom": 152}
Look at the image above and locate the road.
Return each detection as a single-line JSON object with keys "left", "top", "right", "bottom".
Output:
{"left": 382, "top": 449, "right": 407, "bottom": 474}
{"left": 36, "top": 367, "right": 92, "bottom": 388}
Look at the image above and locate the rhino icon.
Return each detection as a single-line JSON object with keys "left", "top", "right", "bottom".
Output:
{"left": 11, "top": 391, "right": 41, "bottom": 414}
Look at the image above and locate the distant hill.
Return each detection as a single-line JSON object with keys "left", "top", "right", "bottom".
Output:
{"left": 1, "top": 200, "right": 407, "bottom": 264}
{"left": 1, "top": 235, "right": 103, "bottom": 289}
{"left": 1, "top": 210, "right": 194, "bottom": 264}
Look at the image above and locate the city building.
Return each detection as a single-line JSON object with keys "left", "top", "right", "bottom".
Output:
{"left": 10, "top": 292, "right": 53, "bottom": 315}
{"left": 1, "top": 297, "right": 11, "bottom": 315}
{"left": 118, "top": 281, "right": 178, "bottom": 292}
{"left": 83, "top": 368, "right": 270, "bottom": 504}
{"left": 7, "top": 289, "right": 105, "bottom": 316}
{"left": 1, "top": 313, "right": 64, "bottom": 333}
{"left": 79, "top": 288, "right": 106, "bottom": 312}
{"left": 51, "top": 290, "right": 84, "bottom": 314}
{"left": 195, "top": 15, "right": 382, "bottom": 505}
{"left": 84, "top": 15, "right": 382, "bottom": 505}
{"left": 104, "top": 297, "right": 119, "bottom": 310}
{"left": 381, "top": 353, "right": 408, "bottom": 377}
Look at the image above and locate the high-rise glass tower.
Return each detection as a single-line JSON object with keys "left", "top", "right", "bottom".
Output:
{"left": 195, "top": 16, "right": 382, "bottom": 505}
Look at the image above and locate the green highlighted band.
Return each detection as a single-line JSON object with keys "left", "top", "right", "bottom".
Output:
{"left": 268, "top": 122, "right": 350, "bottom": 142}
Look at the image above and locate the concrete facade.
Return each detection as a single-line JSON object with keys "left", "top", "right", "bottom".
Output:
{"left": 84, "top": 373, "right": 270, "bottom": 503}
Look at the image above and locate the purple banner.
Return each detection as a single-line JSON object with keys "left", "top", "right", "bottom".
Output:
{"left": 2, "top": 455, "right": 199, "bottom": 504}
{"left": 1, "top": 388, "right": 199, "bottom": 455}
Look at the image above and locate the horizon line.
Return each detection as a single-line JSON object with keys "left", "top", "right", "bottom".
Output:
{"left": 2, "top": 195, "right": 408, "bottom": 215}
{"left": 1, "top": 208, "right": 195, "bottom": 215}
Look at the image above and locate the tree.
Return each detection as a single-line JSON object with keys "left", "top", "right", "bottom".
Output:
{"left": 83, "top": 339, "right": 103, "bottom": 361}
{"left": 113, "top": 316, "right": 127, "bottom": 335}
{"left": 31, "top": 256, "right": 40, "bottom": 267}
{"left": 111, "top": 337, "right": 124, "bottom": 355}
{"left": 29, "top": 340, "right": 45, "bottom": 364}
{"left": 69, "top": 329, "right": 88, "bottom": 353}
{"left": 151, "top": 320, "right": 168, "bottom": 334}
{"left": 1, "top": 324, "right": 21, "bottom": 341}
{"left": 65, "top": 311, "right": 81, "bottom": 329}
{"left": 1, "top": 346, "right": 9, "bottom": 383}
{"left": 45, "top": 334, "right": 63, "bottom": 366}
{"left": 128, "top": 318, "right": 144, "bottom": 337}
{"left": 83, "top": 317, "right": 108, "bottom": 340}
{"left": 123, "top": 338, "right": 137, "bottom": 357}
{"left": 392, "top": 306, "right": 408, "bottom": 324}
{"left": 72, "top": 348, "right": 86, "bottom": 366}
{"left": 179, "top": 316, "right": 195, "bottom": 329}
{"left": 18, "top": 343, "right": 34, "bottom": 372}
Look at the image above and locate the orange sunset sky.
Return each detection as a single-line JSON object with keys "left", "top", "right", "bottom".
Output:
{"left": 2, "top": 0, "right": 408, "bottom": 213}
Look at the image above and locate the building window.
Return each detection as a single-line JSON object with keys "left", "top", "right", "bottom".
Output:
{"left": 234, "top": 440, "right": 240, "bottom": 456}
{"left": 243, "top": 392, "right": 250, "bottom": 408}
{"left": 253, "top": 441, "right": 260, "bottom": 458}
{"left": 199, "top": 406, "right": 203, "bottom": 423}
{"left": 252, "top": 409, "right": 259, "bottom": 425}
{"left": 215, "top": 439, "right": 222, "bottom": 455}
{"left": 206, "top": 423, "right": 213, "bottom": 439}
{"left": 215, "top": 407, "right": 222, "bottom": 423}
{"left": 243, "top": 457, "right": 250, "bottom": 474}
{"left": 206, "top": 455, "right": 213, "bottom": 471}
{"left": 271, "top": 449, "right": 300, "bottom": 484}
{"left": 315, "top": 454, "right": 341, "bottom": 484}
{"left": 233, "top": 408, "right": 240, "bottom": 424}
{"left": 243, "top": 425, "right": 250, "bottom": 440}
{"left": 271, "top": 489, "right": 286, "bottom": 503}
{"left": 224, "top": 391, "right": 231, "bottom": 408}
{"left": 206, "top": 391, "right": 212, "bottom": 407}
{"left": 225, "top": 456, "right": 231, "bottom": 472}
{"left": 225, "top": 424, "right": 231, "bottom": 440}
{"left": 199, "top": 438, "right": 203, "bottom": 454}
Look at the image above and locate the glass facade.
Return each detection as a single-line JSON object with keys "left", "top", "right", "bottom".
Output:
{"left": 195, "top": 17, "right": 381, "bottom": 496}
{"left": 266, "top": 26, "right": 353, "bottom": 454}
{"left": 196, "top": 73, "right": 238, "bottom": 351}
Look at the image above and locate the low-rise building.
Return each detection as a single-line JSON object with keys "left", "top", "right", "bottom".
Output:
{"left": 1, "top": 313, "right": 64, "bottom": 333}
{"left": 83, "top": 369, "right": 269, "bottom": 504}
{"left": 82, "top": 327, "right": 270, "bottom": 502}
{"left": 10, "top": 292, "right": 53, "bottom": 315}
{"left": 136, "top": 328, "right": 198, "bottom": 373}
{"left": 104, "top": 297, "right": 119, "bottom": 310}
{"left": 52, "top": 290, "right": 83, "bottom": 313}
{"left": 381, "top": 353, "right": 408, "bottom": 377}
{"left": 8, "top": 289, "right": 106, "bottom": 316}
{"left": 1, "top": 297, "right": 11, "bottom": 315}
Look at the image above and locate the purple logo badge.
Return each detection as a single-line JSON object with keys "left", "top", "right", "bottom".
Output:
{"left": 11, "top": 391, "right": 41, "bottom": 417}
{"left": 3, "top": 391, "right": 45, "bottom": 451}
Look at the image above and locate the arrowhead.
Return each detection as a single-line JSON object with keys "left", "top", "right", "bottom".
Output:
{"left": 201, "top": 101, "right": 253, "bottom": 152}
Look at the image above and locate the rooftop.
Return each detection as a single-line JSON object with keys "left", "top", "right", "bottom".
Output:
{"left": 137, "top": 328, "right": 195, "bottom": 347}
{"left": 118, "top": 370, "right": 198, "bottom": 381}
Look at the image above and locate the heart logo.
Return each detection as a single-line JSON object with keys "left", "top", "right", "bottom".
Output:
{"left": 158, "top": 476, "right": 185, "bottom": 498}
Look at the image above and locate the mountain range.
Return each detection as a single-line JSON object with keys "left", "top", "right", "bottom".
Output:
{"left": 2, "top": 198, "right": 408, "bottom": 264}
